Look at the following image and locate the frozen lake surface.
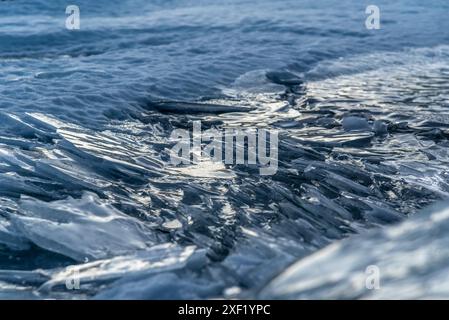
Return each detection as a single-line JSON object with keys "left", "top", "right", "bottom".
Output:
{"left": 0, "top": 0, "right": 448, "bottom": 298}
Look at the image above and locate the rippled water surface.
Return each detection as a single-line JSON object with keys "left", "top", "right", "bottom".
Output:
{"left": 0, "top": 0, "right": 449, "bottom": 299}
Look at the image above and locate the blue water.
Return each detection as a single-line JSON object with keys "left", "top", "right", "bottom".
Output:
{"left": 0, "top": 0, "right": 449, "bottom": 299}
